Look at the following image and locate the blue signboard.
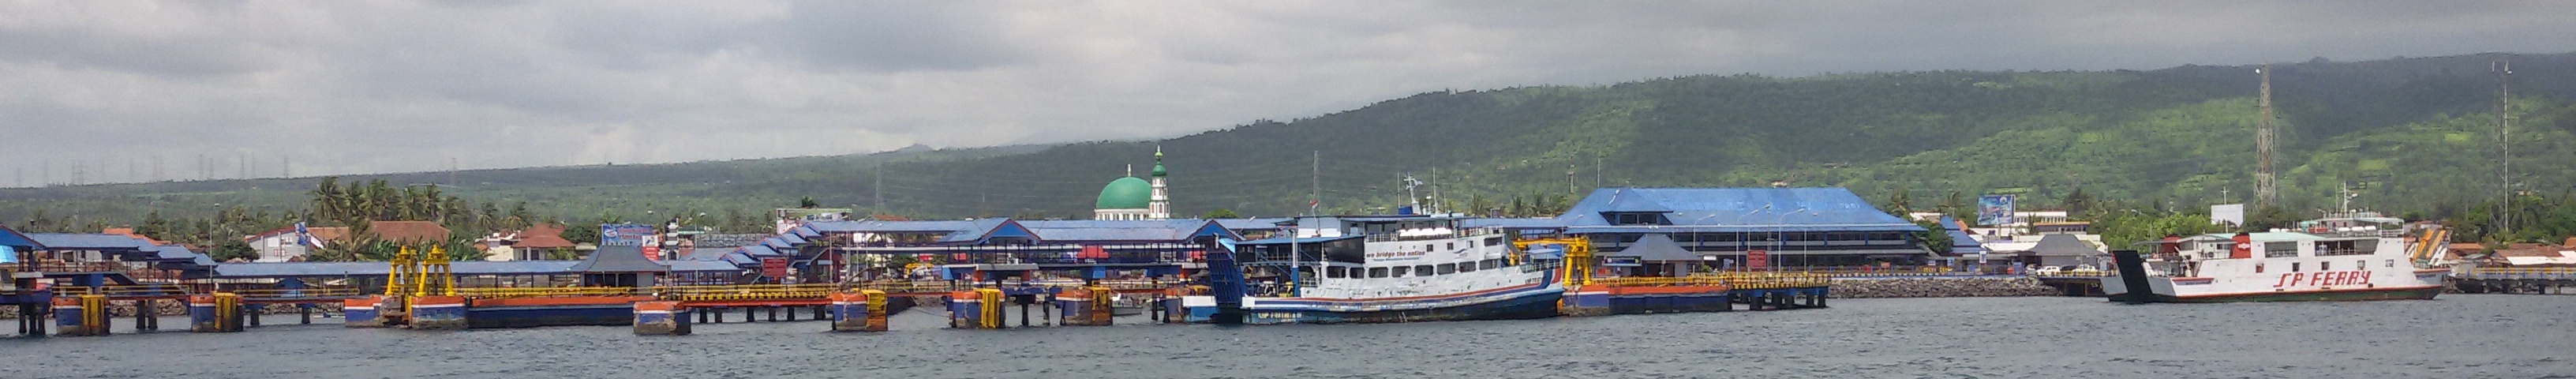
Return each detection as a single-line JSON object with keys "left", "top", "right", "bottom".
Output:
{"left": 601, "top": 223, "right": 653, "bottom": 246}
{"left": 1976, "top": 194, "right": 2016, "bottom": 226}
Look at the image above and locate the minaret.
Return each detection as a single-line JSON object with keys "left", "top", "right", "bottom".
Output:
{"left": 1148, "top": 146, "right": 1170, "bottom": 220}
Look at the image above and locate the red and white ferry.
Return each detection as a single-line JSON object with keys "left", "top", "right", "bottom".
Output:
{"left": 2106, "top": 212, "right": 2447, "bottom": 302}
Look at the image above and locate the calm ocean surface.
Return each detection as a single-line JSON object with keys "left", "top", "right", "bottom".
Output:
{"left": 5, "top": 295, "right": 2574, "bottom": 378}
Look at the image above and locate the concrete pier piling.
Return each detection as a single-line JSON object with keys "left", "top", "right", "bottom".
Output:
{"left": 53, "top": 295, "right": 108, "bottom": 336}
{"left": 408, "top": 296, "right": 467, "bottom": 330}
{"left": 830, "top": 291, "right": 889, "bottom": 332}
{"left": 343, "top": 296, "right": 386, "bottom": 328}
{"left": 632, "top": 302, "right": 691, "bottom": 336}
{"left": 189, "top": 294, "right": 245, "bottom": 332}
{"left": 949, "top": 289, "right": 1004, "bottom": 329}
{"left": 1054, "top": 287, "right": 1114, "bottom": 326}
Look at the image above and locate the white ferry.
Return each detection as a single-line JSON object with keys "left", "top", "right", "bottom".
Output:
{"left": 2106, "top": 212, "right": 2447, "bottom": 302}
{"left": 1183, "top": 215, "right": 1563, "bottom": 324}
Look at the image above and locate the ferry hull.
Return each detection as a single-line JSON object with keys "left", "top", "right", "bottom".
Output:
{"left": 1193, "top": 291, "right": 1561, "bottom": 325}
{"left": 2150, "top": 286, "right": 2442, "bottom": 303}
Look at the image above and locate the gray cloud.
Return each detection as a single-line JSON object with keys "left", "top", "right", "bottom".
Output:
{"left": 2, "top": 0, "right": 2572, "bottom": 187}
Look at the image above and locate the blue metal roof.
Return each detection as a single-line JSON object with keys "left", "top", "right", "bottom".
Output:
{"left": 569, "top": 245, "right": 669, "bottom": 272}
{"left": 775, "top": 233, "right": 808, "bottom": 245}
{"left": 1016, "top": 220, "right": 1240, "bottom": 242}
{"left": 1232, "top": 235, "right": 1364, "bottom": 246}
{"left": 1460, "top": 218, "right": 1567, "bottom": 230}
{"left": 1212, "top": 218, "right": 1291, "bottom": 231}
{"left": 789, "top": 224, "right": 823, "bottom": 238}
{"left": 682, "top": 247, "right": 738, "bottom": 261}
{"left": 1938, "top": 216, "right": 1986, "bottom": 254}
{"left": 147, "top": 245, "right": 206, "bottom": 262}
{"left": 666, "top": 260, "right": 743, "bottom": 272}
{"left": 1559, "top": 188, "right": 1924, "bottom": 234}
{"left": 26, "top": 233, "right": 154, "bottom": 250}
{"left": 0, "top": 225, "right": 45, "bottom": 250}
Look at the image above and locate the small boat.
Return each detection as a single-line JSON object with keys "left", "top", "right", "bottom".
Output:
{"left": 1183, "top": 215, "right": 1563, "bottom": 324}
{"left": 2107, "top": 212, "right": 2446, "bottom": 303}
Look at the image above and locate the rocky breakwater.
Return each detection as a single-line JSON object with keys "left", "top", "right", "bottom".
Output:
{"left": 1830, "top": 276, "right": 2055, "bottom": 298}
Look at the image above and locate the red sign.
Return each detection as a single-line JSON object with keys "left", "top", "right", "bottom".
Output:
{"left": 2275, "top": 271, "right": 2372, "bottom": 287}
{"left": 1747, "top": 250, "right": 1769, "bottom": 270}
{"left": 642, "top": 246, "right": 661, "bottom": 261}
{"left": 1079, "top": 246, "right": 1108, "bottom": 260}
{"left": 761, "top": 257, "right": 788, "bottom": 280}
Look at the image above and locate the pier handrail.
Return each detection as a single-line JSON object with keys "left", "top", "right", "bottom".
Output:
{"left": 230, "top": 287, "right": 364, "bottom": 298}
{"left": 453, "top": 287, "right": 649, "bottom": 298}
{"left": 51, "top": 283, "right": 191, "bottom": 297}
{"left": 2458, "top": 267, "right": 2576, "bottom": 276}
{"left": 657, "top": 283, "right": 838, "bottom": 302}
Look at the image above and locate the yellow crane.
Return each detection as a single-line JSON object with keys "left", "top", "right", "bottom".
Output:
{"left": 1512, "top": 238, "right": 1593, "bottom": 287}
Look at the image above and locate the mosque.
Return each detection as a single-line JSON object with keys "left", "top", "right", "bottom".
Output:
{"left": 1093, "top": 148, "right": 1170, "bottom": 220}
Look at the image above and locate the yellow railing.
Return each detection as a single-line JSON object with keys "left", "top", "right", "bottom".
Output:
{"left": 659, "top": 284, "right": 838, "bottom": 302}
{"left": 2460, "top": 268, "right": 2576, "bottom": 276}
{"left": 1716, "top": 272, "right": 1833, "bottom": 290}
{"left": 453, "top": 287, "right": 646, "bottom": 298}
{"left": 230, "top": 287, "right": 365, "bottom": 298}
{"left": 52, "top": 284, "right": 191, "bottom": 297}
{"left": 1589, "top": 276, "right": 1732, "bottom": 287}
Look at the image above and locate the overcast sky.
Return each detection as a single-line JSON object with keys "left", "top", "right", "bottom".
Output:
{"left": 4, "top": 1, "right": 2572, "bottom": 187}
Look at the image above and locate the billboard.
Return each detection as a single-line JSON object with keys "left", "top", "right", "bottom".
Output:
{"left": 1976, "top": 194, "right": 2017, "bottom": 226}
{"left": 1747, "top": 249, "right": 1769, "bottom": 271}
{"left": 775, "top": 208, "right": 853, "bottom": 234}
{"left": 601, "top": 223, "right": 654, "bottom": 246}
{"left": 2211, "top": 204, "right": 2246, "bottom": 226}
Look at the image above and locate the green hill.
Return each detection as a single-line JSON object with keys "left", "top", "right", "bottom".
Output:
{"left": 7, "top": 51, "right": 2574, "bottom": 235}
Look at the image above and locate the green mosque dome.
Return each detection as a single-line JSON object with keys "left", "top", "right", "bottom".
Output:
{"left": 1097, "top": 177, "right": 1152, "bottom": 209}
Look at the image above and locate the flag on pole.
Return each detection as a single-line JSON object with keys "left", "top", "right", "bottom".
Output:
{"left": 296, "top": 221, "right": 322, "bottom": 249}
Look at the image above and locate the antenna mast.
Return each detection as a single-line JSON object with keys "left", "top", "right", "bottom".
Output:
{"left": 2496, "top": 58, "right": 2514, "bottom": 232}
{"left": 2255, "top": 64, "right": 2278, "bottom": 207}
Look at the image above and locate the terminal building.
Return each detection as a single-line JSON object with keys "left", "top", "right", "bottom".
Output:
{"left": 1473, "top": 187, "right": 1929, "bottom": 276}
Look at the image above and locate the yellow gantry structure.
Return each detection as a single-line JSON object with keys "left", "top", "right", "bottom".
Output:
{"left": 420, "top": 246, "right": 455, "bottom": 297}
{"left": 381, "top": 245, "right": 459, "bottom": 307}
{"left": 384, "top": 246, "right": 417, "bottom": 298}
{"left": 1512, "top": 238, "right": 1594, "bottom": 287}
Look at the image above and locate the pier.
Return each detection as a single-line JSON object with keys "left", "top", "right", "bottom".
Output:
{"left": 2451, "top": 267, "right": 2576, "bottom": 295}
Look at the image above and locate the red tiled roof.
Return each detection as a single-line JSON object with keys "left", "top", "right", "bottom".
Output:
{"left": 369, "top": 221, "right": 451, "bottom": 243}
{"left": 523, "top": 223, "right": 567, "bottom": 238}
{"left": 305, "top": 227, "right": 350, "bottom": 242}
{"left": 515, "top": 235, "right": 576, "bottom": 249}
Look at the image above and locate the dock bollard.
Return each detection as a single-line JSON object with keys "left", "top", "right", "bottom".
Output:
{"left": 632, "top": 302, "right": 690, "bottom": 336}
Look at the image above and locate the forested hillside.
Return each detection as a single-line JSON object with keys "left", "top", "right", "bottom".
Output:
{"left": 7, "top": 52, "right": 2575, "bottom": 244}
